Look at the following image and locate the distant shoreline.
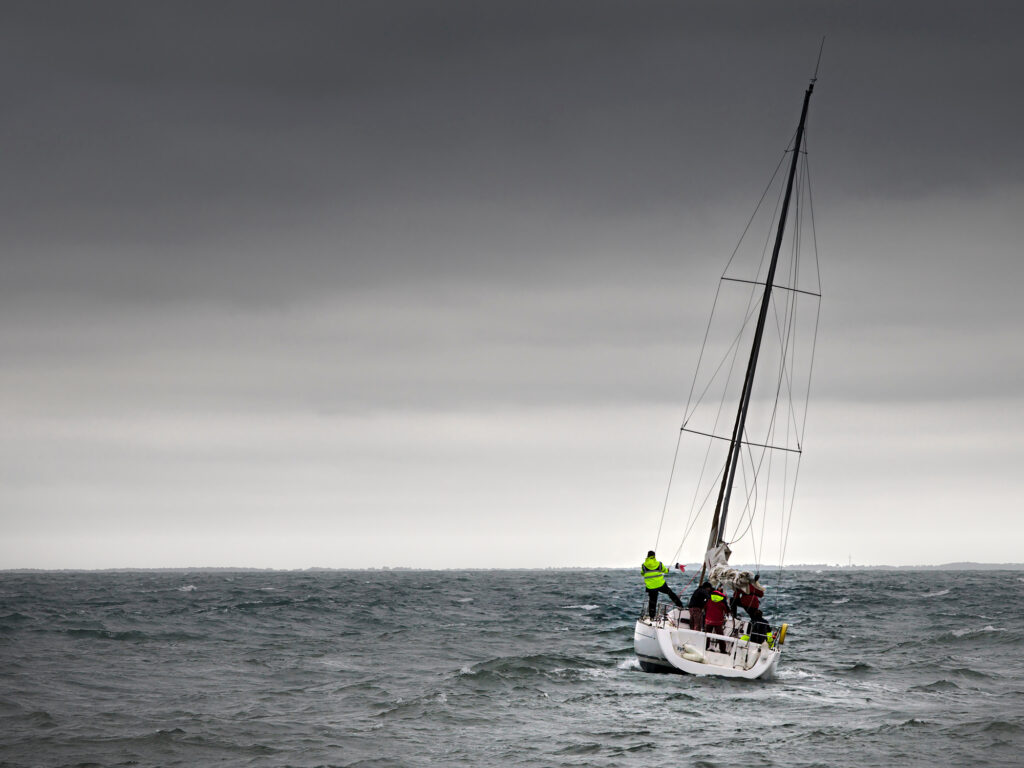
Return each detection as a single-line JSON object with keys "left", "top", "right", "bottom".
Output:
{"left": 2, "top": 562, "right": 1023, "bottom": 573}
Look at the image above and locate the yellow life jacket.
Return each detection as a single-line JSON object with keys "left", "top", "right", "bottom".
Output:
{"left": 641, "top": 557, "right": 668, "bottom": 589}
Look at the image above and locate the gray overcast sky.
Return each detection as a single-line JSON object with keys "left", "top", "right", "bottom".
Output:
{"left": 2, "top": 2, "right": 1022, "bottom": 568}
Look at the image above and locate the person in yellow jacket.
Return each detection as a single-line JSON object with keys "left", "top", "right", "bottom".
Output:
{"left": 641, "top": 550, "right": 683, "bottom": 619}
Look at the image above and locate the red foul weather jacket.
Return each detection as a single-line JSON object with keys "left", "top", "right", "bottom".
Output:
{"left": 703, "top": 590, "right": 729, "bottom": 627}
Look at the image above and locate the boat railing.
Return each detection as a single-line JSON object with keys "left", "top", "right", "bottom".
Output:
{"left": 640, "top": 597, "right": 786, "bottom": 652}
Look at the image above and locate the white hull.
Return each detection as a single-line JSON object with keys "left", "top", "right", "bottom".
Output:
{"left": 634, "top": 615, "right": 781, "bottom": 680}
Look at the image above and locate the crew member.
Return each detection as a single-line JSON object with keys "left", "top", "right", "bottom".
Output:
{"left": 641, "top": 550, "right": 683, "bottom": 619}
{"left": 731, "top": 573, "right": 766, "bottom": 623}
{"left": 703, "top": 585, "right": 729, "bottom": 652}
{"left": 688, "top": 581, "right": 712, "bottom": 630}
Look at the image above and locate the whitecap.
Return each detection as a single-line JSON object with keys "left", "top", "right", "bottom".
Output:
{"left": 952, "top": 625, "right": 1005, "bottom": 637}
{"left": 921, "top": 589, "right": 950, "bottom": 598}
{"left": 617, "top": 657, "right": 640, "bottom": 670}
{"left": 177, "top": 585, "right": 196, "bottom": 592}
{"left": 777, "top": 667, "right": 815, "bottom": 680}
{"left": 564, "top": 604, "right": 599, "bottom": 611}
{"left": 459, "top": 665, "right": 473, "bottom": 675}
{"left": 259, "top": 587, "right": 278, "bottom": 592}
{"left": 456, "top": 597, "right": 473, "bottom": 603}
{"left": 831, "top": 597, "right": 850, "bottom": 604}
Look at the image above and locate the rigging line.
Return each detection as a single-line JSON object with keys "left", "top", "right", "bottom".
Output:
{"left": 686, "top": 189, "right": 779, "bottom": 426}
{"left": 774, "top": 453, "right": 805, "bottom": 613}
{"left": 678, "top": 131, "right": 801, "bottom": 563}
{"left": 681, "top": 280, "right": 725, "bottom": 423}
{"left": 767, "top": 156, "right": 809, "bottom": 448}
{"left": 671, "top": 453, "right": 731, "bottom": 563}
{"left": 677, "top": 276, "right": 767, "bottom": 555}
{"left": 789, "top": 161, "right": 810, "bottom": 440}
{"left": 720, "top": 277, "right": 820, "bottom": 298}
{"left": 729, "top": 443, "right": 755, "bottom": 542}
{"left": 778, "top": 271, "right": 801, "bottom": 447}
{"left": 792, "top": 165, "right": 806, "bottom": 424}
{"left": 805, "top": 136, "right": 823, "bottom": 294}
{"left": 781, "top": 190, "right": 806, "bottom": 446}
{"left": 751, "top": 424, "right": 775, "bottom": 571}
{"left": 731, "top": 307, "right": 791, "bottom": 548}
{"left": 754, "top": 157, "right": 789, "bottom": 286}
{"left": 767, "top": 162, "right": 807, "bottom": 617}
{"left": 741, "top": 410, "right": 776, "bottom": 571}
{"left": 783, "top": 226, "right": 800, "bottom": 508}
{"left": 680, "top": 427, "right": 802, "bottom": 454}
{"left": 690, "top": 147, "right": 788, "bottom": 442}
{"left": 679, "top": 296, "right": 757, "bottom": 551}
{"left": 682, "top": 149, "right": 788, "bottom": 422}
{"left": 770, "top": 113, "right": 819, "bottom": 616}
{"left": 727, "top": 428, "right": 766, "bottom": 546}
{"left": 776, "top": 279, "right": 807, "bottom": 581}
{"left": 732, "top": 303, "right": 794, "bottom": 549}
{"left": 728, "top": 454, "right": 755, "bottom": 545}
{"left": 773, "top": 162, "right": 814, "bottom": 588}
{"left": 670, "top": 461, "right": 728, "bottom": 566}
{"left": 733, "top": 273, "right": 798, "bottom": 562}
{"left": 722, "top": 151, "right": 789, "bottom": 276}
{"left": 773, "top": 286, "right": 803, "bottom": 463}
{"left": 716, "top": 153, "right": 794, "bottom": 552}
{"left": 768, "top": 277, "right": 802, "bottom": 447}
{"left": 661, "top": 156, "right": 791, "bottom": 546}
{"left": 677, "top": 411, "right": 728, "bottom": 554}
{"left": 683, "top": 291, "right": 761, "bottom": 426}
{"left": 686, "top": 176, "right": 783, "bottom": 425}
{"left": 758, "top": 285, "right": 798, "bottom": 473}
{"left": 798, "top": 281, "right": 823, "bottom": 445}
{"left": 780, "top": 376, "right": 793, "bottom": 589}
{"left": 653, "top": 428, "right": 685, "bottom": 552}
{"left": 674, "top": 438, "right": 716, "bottom": 557}
{"left": 756, "top": 431, "right": 771, "bottom": 572}
{"left": 798, "top": 154, "right": 823, "bottom": 446}
{"left": 683, "top": 284, "right": 754, "bottom": 424}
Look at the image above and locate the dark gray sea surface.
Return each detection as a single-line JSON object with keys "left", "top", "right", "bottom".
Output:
{"left": 1, "top": 569, "right": 1022, "bottom": 767}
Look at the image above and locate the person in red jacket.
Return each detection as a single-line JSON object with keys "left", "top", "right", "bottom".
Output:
{"left": 732, "top": 574, "right": 772, "bottom": 643}
{"left": 732, "top": 574, "right": 766, "bottom": 623}
{"left": 703, "top": 586, "right": 729, "bottom": 652}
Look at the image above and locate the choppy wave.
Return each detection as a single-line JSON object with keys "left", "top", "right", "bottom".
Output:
{"left": 1, "top": 568, "right": 1021, "bottom": 768}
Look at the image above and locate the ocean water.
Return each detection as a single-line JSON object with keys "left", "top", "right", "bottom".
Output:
{"left": 1, "top": 569, "right": 1022, "bottom": 767}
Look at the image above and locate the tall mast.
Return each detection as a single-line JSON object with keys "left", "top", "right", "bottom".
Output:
{"left": 700, "top": 80, "right": 815, "bottom": 582}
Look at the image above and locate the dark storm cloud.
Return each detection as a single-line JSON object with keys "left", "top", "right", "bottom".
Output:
{"left": 2, "top": 1, "right": 1022, "bottom": 305}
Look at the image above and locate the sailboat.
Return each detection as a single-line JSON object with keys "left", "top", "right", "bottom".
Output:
{"left": 633, "top": 73, "right": 822, "bottom": 679}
